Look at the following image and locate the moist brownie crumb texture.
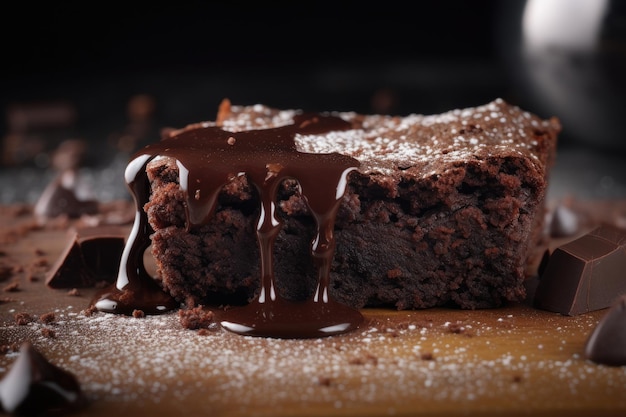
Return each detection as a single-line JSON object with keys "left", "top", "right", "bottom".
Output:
{"left": 145, "top": 98, "right": 559, "bottom": 311}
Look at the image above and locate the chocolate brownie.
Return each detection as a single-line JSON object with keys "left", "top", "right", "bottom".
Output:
{"left": 118, "top": 98, "right": 559, "bottom": 317}
{"left": 125, "top": 99, "right": 560, "bottom": 309}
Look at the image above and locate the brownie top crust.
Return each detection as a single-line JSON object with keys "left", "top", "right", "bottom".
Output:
{"left": 170, "top": 98, "right": 560, "bottom": 181}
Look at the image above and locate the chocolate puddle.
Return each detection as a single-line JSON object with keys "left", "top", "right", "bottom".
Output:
{"left": 92, "top": 113, "right": 364, "bottom": 338}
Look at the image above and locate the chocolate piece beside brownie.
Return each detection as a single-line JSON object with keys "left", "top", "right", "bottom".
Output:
{"left": 585, "top": 294, "right": 626, "bottom": 366}
{"left": 45, "top": 225, "right": 127, "bottom": 289}
{"left": 92, "top": 98, "right": 560, "bottom": 337}
{"left": 0, "top": 342, "right": 86, "bottom": 416}
{"left": 534, "top": 224, "right": 626, "bottom": 315}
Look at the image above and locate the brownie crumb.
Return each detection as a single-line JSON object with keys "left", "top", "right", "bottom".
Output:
{"left": 397, "top": 320, "right": 421, "bottom": 330}
{"left": 32, "top": 257, "right": 49, "bottom": 267}
{"left": 132, "top": 309, "right": 145, "bottom": 318}
{"left": 385, "top": 329, "right": 401, "bottom": 338}
{"left": 41, "top": 328, "right": 56, "bottom": 338}
{"left": 512, "top": 375, "right": 523, "bottom": 383}
{"left": 39, "top": 312, "right": 56, "bottom": 324}
{"left": 348, "top": 352, "right": 378, "bottom": 366}
{"left": 447, "top": 321, "right": 466, "bottom": 334}
{"left": 386, "top": 268, "right": 402, "bottom": 279}
{"left": 67, "top": 288, "right": 81, "bottom": 296}
{"left": 25, "top": 269, "right": 37, "bottom": 282}
{"left": 178, "top": 305, "right": 215, "bottom": 330}
{"left": 3, "top": 281, "right": 20, "bottom": 292}
{"left": 26, "top": 259, "right": 49, "bottom": 281}
{"left": 15, "top": 312, "right": 34, "bottom": 325}
{"left": 410, "top": 319, "right": 435, "bottom": 330}
{"left": 317, "top": 376, "right": 333, "bottom": 387}
{"left": 420, "top": 352, "right": 434, "bottom": 361}
{"left": 82, "top": 305, "right": 98, "bottom": 316}
{"left": 0, "top": 343, "right": 20, "bottom": 355}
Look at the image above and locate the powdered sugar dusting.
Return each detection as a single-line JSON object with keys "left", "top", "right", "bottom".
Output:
{"left": 222, "top": 105, "right": 298, "bottom": 132}
{"left": 295, "top": 99, "right": 554, "bottom": 176}
{"left": 1, "top": 304, "right": 624, "bottom": 415}
{"left": 169, "top": 99, "right": 557, "bottom": 180}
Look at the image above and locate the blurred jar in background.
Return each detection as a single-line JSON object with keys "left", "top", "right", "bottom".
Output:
{"left": 497, "top": 0, "right": 626, "bottom": 153}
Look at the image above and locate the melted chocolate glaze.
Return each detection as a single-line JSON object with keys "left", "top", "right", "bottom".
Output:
{"left": 92, "top": 113, "right": 364, "bottom": 338}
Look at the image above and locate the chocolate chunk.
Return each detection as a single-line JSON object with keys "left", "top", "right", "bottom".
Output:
{"left": 549, "top": 204, "right": 579, "bottom": 238}
{"left": 0, "top": 342, "right": 85, "bottom": 416}
{"left": 585, "top": 295, "right": 626, "bottom": 366}
{"left": 46, "top": 226, "right": 126, "bottom": 288}
{"left": 534, "top": 225, "right": 626, "bottom": 315}
{"left": 77, "top": 226, "right": 127, "bottom": 278}
{"left": 33, "top": 171, "right": 99, "bottom": 222}
{"left": 45, "top": 238, "right": 91, "bottom": 288}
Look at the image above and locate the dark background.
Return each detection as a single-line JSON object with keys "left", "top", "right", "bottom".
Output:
{"left": 1, "top": 0, "right": 625, "bottom": 202}
{"left": 2, "top": 1, "right": 508, "bottom": 123}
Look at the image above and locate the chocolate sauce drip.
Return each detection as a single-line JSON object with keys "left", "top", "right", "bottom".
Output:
{"left": 93, "top": 113, "right": 364, "bottom": 337}
{"left": 92, "top": 155, "right": 179, "bottom": 315}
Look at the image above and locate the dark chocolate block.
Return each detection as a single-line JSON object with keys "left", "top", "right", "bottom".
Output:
{"left": 0, "top": 342, "right": 85, "bottom": 415}
{"left": 534, "top": 225, "right": 626, "bottom": 315}
{"left": 46, "top": 226, "right": 126, "bottom": 288}
{"left": 144, "top": 99, "right": 559, "bottom": 310}
{"left": 33, "top": 170, "right": 99, "bottom": 222}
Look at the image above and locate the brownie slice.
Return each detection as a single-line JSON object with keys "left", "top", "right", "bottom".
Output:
{"left": 144, "top": 99, "right": 560, "bottom": 310}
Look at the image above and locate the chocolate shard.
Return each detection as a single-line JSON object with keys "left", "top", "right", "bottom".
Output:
{"left": 46, "top": 226, "right": 126, "bottom": 288}
{"left": 0, "top": 342, "right": 86, "bottom": 416}
{"left": 45, "top": 235, "right": 93, "bottom": 288}
{"left": 33, "top": 171, "right": 99, "bottom": 223}
{"left": 75, "top": 226, "right": 127, "bottom": 280}
{"left": 534, "top": 225, "right": 626, "bottom": 315}
{"left": 549, "top": 204, "right": 579, "bottom": 238}
{"left": 585, "top": 295, "right": 626, "bottom": 366}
